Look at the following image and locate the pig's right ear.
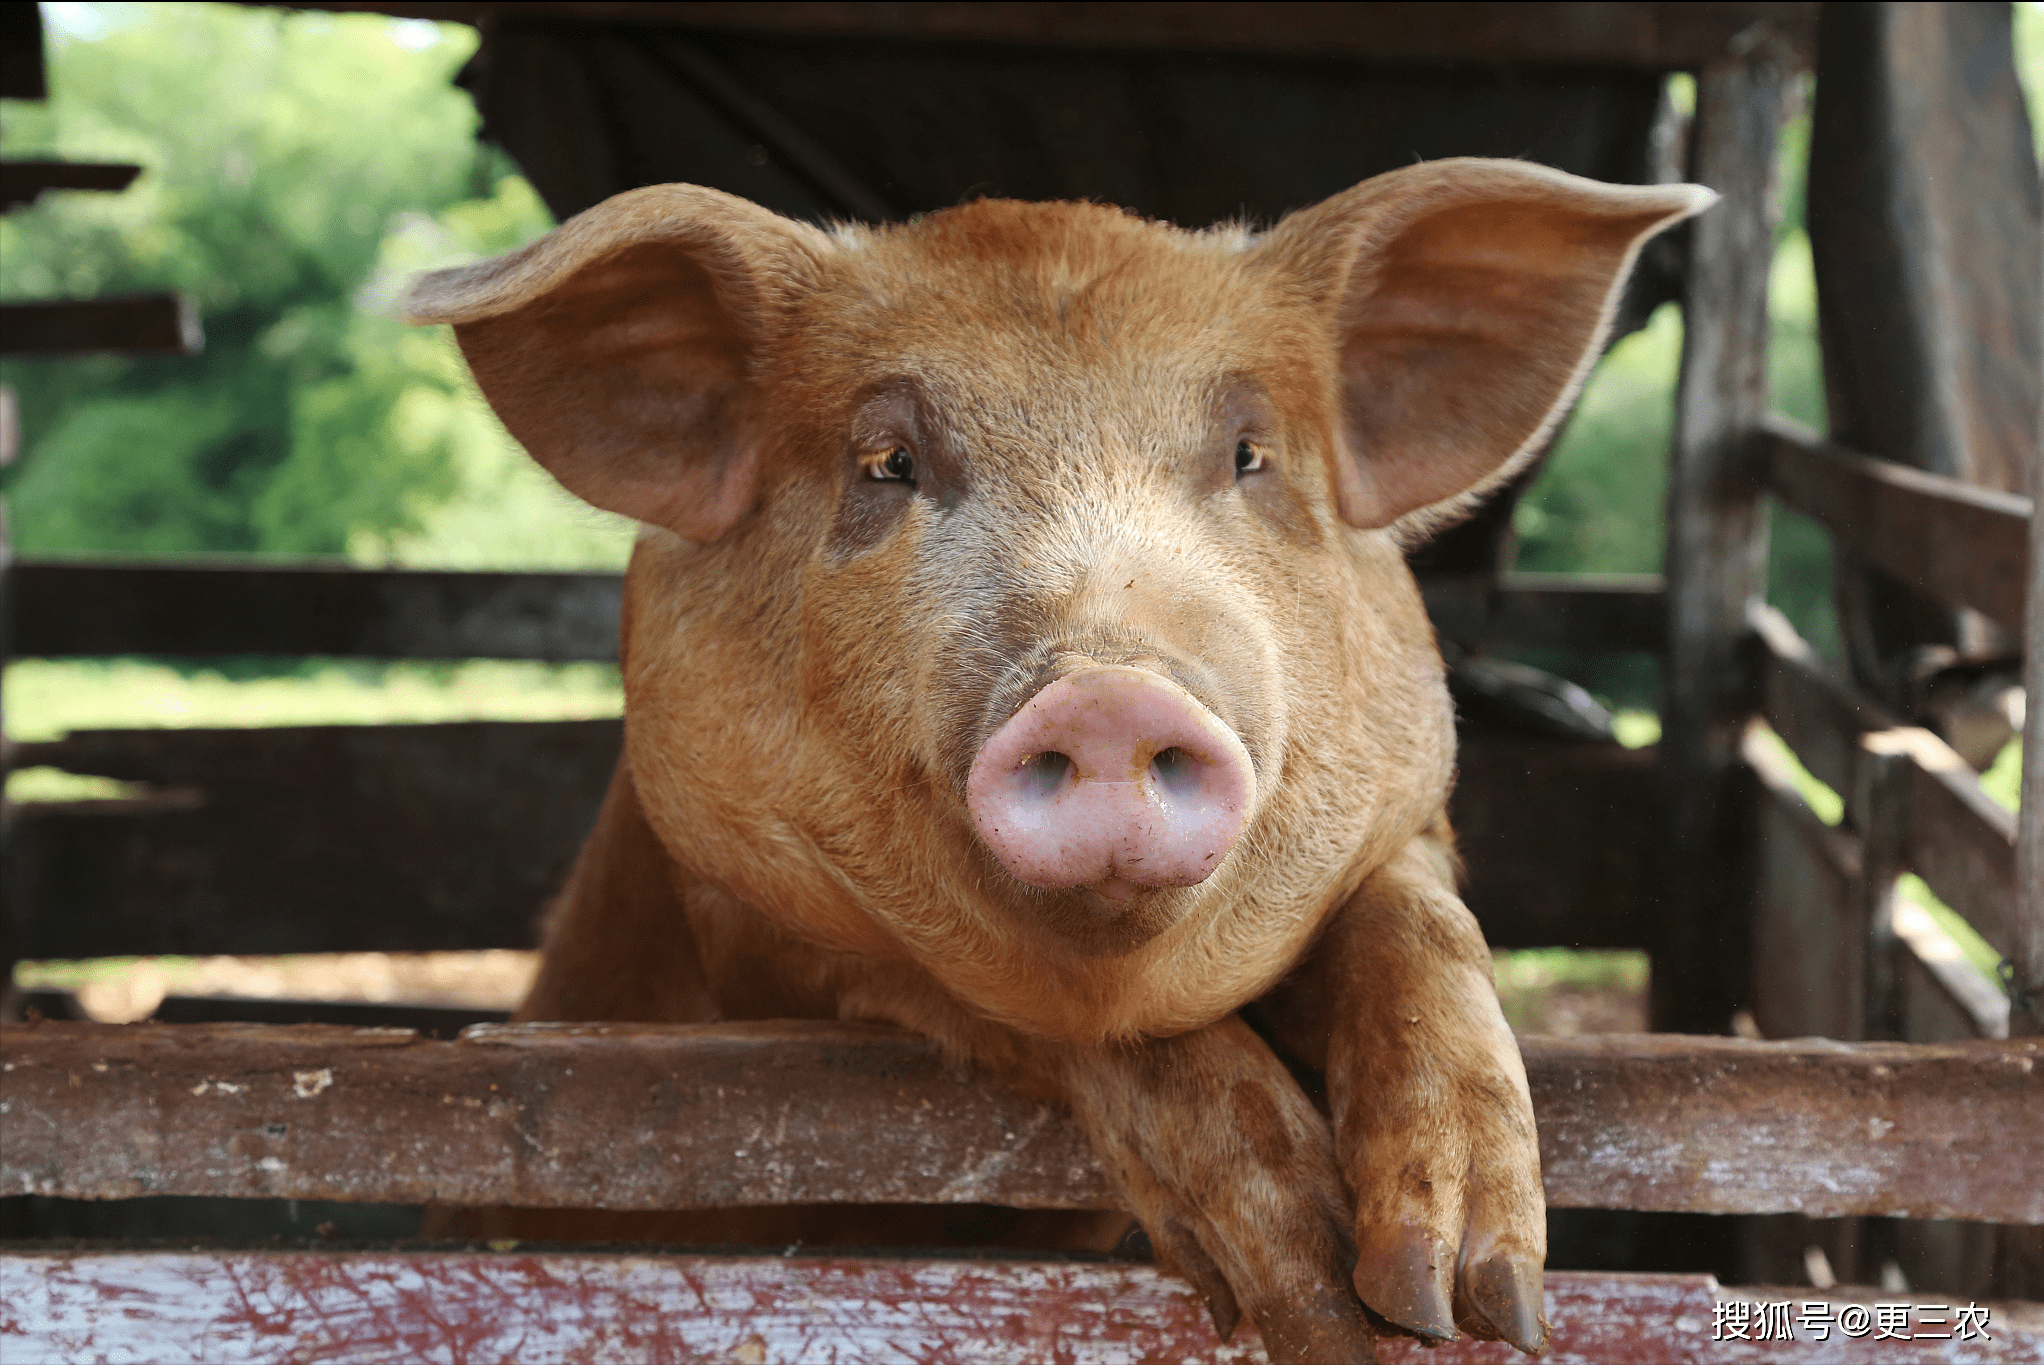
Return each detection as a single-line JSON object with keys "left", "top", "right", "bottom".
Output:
{"left": 1258, "top": 159, "right": 1714, "bottom": 534}
{"left": 402, "top": 185, "right": 832, "bottom": 542}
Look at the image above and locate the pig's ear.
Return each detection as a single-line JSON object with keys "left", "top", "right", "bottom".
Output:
{"left": 402, "top": 185, "right": 832, "bottom": 542}
{"left": 1258, "top": 159, "right": 1715, "bottom": 533}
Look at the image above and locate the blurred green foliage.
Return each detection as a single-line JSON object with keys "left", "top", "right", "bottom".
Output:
{"left": 1, "top": 2, "right": 630, "bottom": 568}
{"left": 1516, "top": 84, "right": 1839, "bottom": 680}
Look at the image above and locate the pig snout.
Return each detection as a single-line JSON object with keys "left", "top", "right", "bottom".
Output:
{"left": 967, "top": 666, "right": 1255, "bottom": 899}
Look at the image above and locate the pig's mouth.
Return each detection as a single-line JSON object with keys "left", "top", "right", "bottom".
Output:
{"left": 965, "top": 665, "right": 1257, "bottom": 953}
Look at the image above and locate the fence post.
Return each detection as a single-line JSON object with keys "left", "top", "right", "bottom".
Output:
{"left": 1655, "top": 41, "right": 1795, "bottom": 1034}
{"left": 1808, "top": 1, "right": 2040, "bottom": 714}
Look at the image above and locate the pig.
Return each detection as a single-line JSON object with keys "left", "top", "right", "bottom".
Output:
{"left": 405, "top": 158, "right": 1711, "bottom": 1362}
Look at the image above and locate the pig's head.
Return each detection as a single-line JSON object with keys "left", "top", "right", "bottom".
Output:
{"left": 407, "top": 161, "right": 1709, "bottom": 1043}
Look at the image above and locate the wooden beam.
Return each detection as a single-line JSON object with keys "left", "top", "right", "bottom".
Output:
{"left": 2, "top": 724, "right": 1638, "bottom": 959}
{"left": 9, "top": 561, "right": 1659, "bottom": 663}
{"left": 0, "top": 3, "right": 45, "bottom": 101}
{"left": 5, "top": 1021, "right": 2039, "bottom": 1224}
{"left": 0, "top": 295, "right": 201, "bottom": 357}
{"left": 1759, "top": 418, "right": 2031, "bottom": 631}
{"left": 1892, "top": 732, "right": 2022, "bottom": 972}
{"left": 1808, "top": 1, "right": 2041, "bottom": 703}
{"left": 3, "top": 720, "right": 620, "bottom": 958}
{"left": 1450, "top": 737, "right": 1659, "bottom": 949}
{"left": 2016, "top": 240, "right": 2044, "bottom": 1043}
{"left": 1807, "top": 2, "right": 2039, "bottom": 503}
{"left": 10, "top": 1253, "right": 2036, "bottom": 1365}
{"left": 0, "top": 161, "right": 142, "bottom": 212}
{"left": 1654, "top": 39, "right": 1796, "bottom": 1032}
{"left": 1894, "top": 899, "right": 2009, "bottom": 1042}
{"left": 1746, "top": 724, "right": 1866, "bottom": 1041}
{"left": 6, "top": 559, "right": 624, "bottom": 661}
{"left": 274, "top": 3, "right": 1818, "bottom": 70}
{"left": 1751, "top": 603, "right": 2020, "bottom": 970}
{"left": 1751, "top": 600, "right": 1899, "bottom": 798}
{"left": 1421, "top": 573, "right": 1665, "bottom": 654}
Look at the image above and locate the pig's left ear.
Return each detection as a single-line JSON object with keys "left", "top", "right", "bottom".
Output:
{"left": 1258, "top": 159, "right": 1715, "bottom": 532}
{"left": 400, "top": 185, "right": 833, "bottom": 543}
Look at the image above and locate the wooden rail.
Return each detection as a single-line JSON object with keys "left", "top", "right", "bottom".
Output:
{"left": 6, "top": 1021, "right": 2039, "bottom": 1224}
{"left": 3, "top": 1252, "right": 2038, "bottom": 1364}
{"left": 1751, "top": 604, "right": 2019, "bottom": 972}
{"left": 1746, "top": 724, "right": 2009, "bottom": 1041}
{"left": 8, "top": 560, "right": 1660, "bottom": 662}
{"left": 3, "top": 720, "right": 620, "bottom": 957}
{"left": 0, "top": 160, "right": 141, "bottom": 211}
{"left": 2, "top": 726, "right": 1656, "bottom": 957}
{"left": 0, "top": 294, "right": 202, "bottom": 356}
{"left": 281, "top": 2, "right": 1818, "bottom": 70}
{"left": 5, "top": 560, "right": 625, "bottom": 661}
{"left": 1757, "top": 417, "right": 2032, "bottom": 631}
{"left": 1420, "top": 572, "right": 1664, "bottom": 653}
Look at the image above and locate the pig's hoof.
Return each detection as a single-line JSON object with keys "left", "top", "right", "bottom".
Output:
{"left": 1064, "top": 1017, "right": 1380, "bottom": 1363}
{"left": 1342, "top": 1087, "right": 1550, "bottom": 1357}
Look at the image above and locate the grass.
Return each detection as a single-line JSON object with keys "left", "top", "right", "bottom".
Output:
{"left": 1493, "top": 948, "right": 1650, "bottom": 1034}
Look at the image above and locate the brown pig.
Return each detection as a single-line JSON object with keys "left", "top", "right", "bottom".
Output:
{"left": 405, "top": 159, "right": 1710, "bottom": 1362}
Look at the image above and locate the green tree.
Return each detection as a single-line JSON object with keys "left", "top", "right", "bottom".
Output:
{"left": 0, "top": 3, "right": 596, "bottom": 563}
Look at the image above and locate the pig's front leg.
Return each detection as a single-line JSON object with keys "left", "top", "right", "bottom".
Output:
{"left": 1317, "top": 837, "right": 1548, "bottom": 1354}
{"left": 1058, "top": 1014, "right": 1379, "bottom": 1364}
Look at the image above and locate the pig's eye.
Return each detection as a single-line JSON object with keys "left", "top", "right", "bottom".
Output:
{"left": 1234, "top": 440, "right": 1266, "bottom": 475}
{"left": 862, "top": 446, "right": 916, "bottom": 484}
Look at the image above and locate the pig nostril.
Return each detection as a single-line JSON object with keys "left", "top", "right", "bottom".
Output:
{"left": 1149, "top": 746, "right": 1196, "bottom": 794}
{"left": 967, "top": 666, "right": 1254, "bottom": 896}
{"left": 1024, "top": 751, "right": 1073, "bottom": 795}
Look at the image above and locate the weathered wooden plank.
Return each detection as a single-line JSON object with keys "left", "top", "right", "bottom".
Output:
{"left": 1894, "top": 733, "right": 2021, "bottom": 971}
{"left": 2, "top": 721, "right": 620, "bottom": 957}
{"left": 1654, "top": 40, "right": 1795, "bottom": 1032}
{"left": 1422, "top": 573, "right": 1664, "bottom": 654}
{"left": 3, "top": 723, "right": 1638, "bottom": 958}
{"left": 0, "top": 1020, "right": 1118, "bottom": 1213}
{"left": 1809, "top": 1, "right": 2040, "bottom": 709}
{"left": 0, "top": 295, "right": 201, "bottom": 356}
{"left": 1750, "top": 604, "right": 2020, "bottom": 970}
{"left": 5, "top": 560, "right": 625, "bottom": 661}
{"left": 0, "top": 3, "right": 45, "bottom": 102}
{"left": 1450, "top": 737, "right": 1658, "bottom": 949}
{"left": 1895, "top": 900, "right": 2009, "bottom": 1043}
{"left": 4, "top": 1022, "right": 2039, "bottom": 1223}
{"left": 0, "top": 161, "right": 141, "bottom": 211}
{"left": 1534, "top": 1033, "right": 2043, "bottom": 1223}
{"left": 1746, "top": 725, "right": 1865, "bottom": 1041}
{"left": 2019, "top": 421, "right": 2044, "bottom": 1044}
{"left": 2012, "top": 248, "right": 2044, "bottom": 1303}
{"left": 1808, "top": 3, "right": 2039, "bottom": 504}
{"left": 14, "top": 1255, "right": 2033, "bottom": 1365}
{"left": 9, "top": 561, "right": 1662, "bottom": 662}
{"left": 1751, "top": 599, "right": 1900, "bottom": 798}
{"left": 1759, "top": 418, "right": 2031, "bottom": 631}
{"left": 291, "top": 2, "right": 1817, "bottom": 70}
{"left": 2015, "top": 150, "right": 2044, "bottom": 1039}
{"left": 1, "top": 466, "right": 15, "bottom": 1000}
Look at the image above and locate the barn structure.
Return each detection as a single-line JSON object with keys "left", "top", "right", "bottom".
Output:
{"left": 2, "top": 2, "right": 2040, "bottom": 1359}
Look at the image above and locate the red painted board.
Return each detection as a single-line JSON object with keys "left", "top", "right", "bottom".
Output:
{"left": 3, "top": 1253, "right": 2039, "bottom": 1364}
